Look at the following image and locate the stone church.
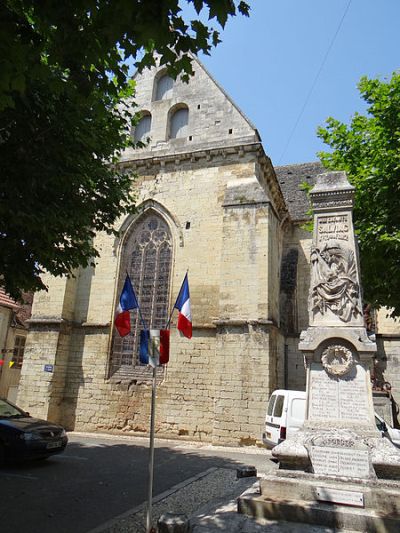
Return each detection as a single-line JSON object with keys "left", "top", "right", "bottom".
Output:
{"left": 14, "top": 57, "right": 400, "bottom": 445}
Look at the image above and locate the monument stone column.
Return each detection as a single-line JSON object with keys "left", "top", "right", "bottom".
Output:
{"left": 272, "top": 171, "right": 400, "bottom": 479}
{"left": 239, "top": 172, "right": 400, "bottom": 530}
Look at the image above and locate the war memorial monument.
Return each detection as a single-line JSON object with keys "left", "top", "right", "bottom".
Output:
{"left": 239, "top": 171, "right": 400, "bottom": 532}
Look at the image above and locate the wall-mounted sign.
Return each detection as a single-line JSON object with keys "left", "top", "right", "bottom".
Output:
{"left": 44, "top": 364, "right": 54, "bottom": 373}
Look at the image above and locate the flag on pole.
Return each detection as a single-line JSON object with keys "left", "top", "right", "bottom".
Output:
{"left": 115, "top": 274, "right": 139, "bottom": 337}
{"left": 159, "top": 330, "right": 170, "bottom": 364}
{"left": 139, "top": 330, "right": 150, "bottom": 364}
{"left": 174, "top": 274, "right": 192, "bottom": 339}
{"left": 139, "top": 329, "right": 170, "bottom": 365}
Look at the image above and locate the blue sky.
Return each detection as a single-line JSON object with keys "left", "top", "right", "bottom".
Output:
{"left": 194, "top": 0, "right": 399, "bottom": 166}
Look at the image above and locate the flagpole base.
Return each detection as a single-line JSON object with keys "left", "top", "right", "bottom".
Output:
{"left": 157, "top": 513, "right": 190, "bottom": 533}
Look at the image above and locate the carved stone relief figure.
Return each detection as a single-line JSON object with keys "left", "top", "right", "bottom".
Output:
{"left": 310, "top": 240, "right": 362, "bottom": 322}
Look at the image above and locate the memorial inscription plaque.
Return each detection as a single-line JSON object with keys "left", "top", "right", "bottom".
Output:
{"left": 311, "top": 446, "right": 370, "bottom": 478}
{"left": 308, "top": 364, "right": 370, "bottom": 422}
{"left": 317, "top": 214, "right": 350, "bottom": 244}
{"left": 315, "top": 487, "right": 364, "bottom": 507}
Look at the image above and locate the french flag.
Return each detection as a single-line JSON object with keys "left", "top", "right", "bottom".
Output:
{"left": 115, "top": 274, "right": 139, "bottom": 337}
{"left": 174, "top": 274, "right": 192, "bottom": 339}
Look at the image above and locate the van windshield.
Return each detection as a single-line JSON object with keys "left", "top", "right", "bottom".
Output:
{"left": 273, "top": 395, "right": 285, "bottom": 417}
{"left": 267, "top": 395, "right": 276, "bottom": 416}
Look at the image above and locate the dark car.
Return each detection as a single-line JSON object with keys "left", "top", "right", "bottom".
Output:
{"left": 0, "top": 398, "right": 68, "bottom": 464}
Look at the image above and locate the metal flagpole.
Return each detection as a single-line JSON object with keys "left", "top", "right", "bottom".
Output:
{"left": 146, "top": 336, "right": 157, "bottom": 533}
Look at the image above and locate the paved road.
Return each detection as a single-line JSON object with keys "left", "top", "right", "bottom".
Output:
{"left": 0, "top": 432, "right": 275, "bottom": 533}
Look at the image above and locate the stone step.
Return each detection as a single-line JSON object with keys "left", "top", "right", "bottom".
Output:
{"left": 238, "top": 493, "right": 400, "bottom": 533}
{"left": 259, "top": 473, "right": 400, "bottom": 514}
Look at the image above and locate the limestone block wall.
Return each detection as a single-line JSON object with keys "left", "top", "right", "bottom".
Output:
{"left": 285, "top": 336, "right": 306, "bottom": 391}
{"left": 374, "top": 310, "right": 400, "bottom": 414}
{"left": 218, "top": 205, "right": 269, "bottom": 319}
{"left": 19, "top": 150, "right": 284, "bottom": 444}
{"left": 17, "top": 328, "right": 69, "bottom": 421}
{"left": 17, "top": 275, "right": 78, "bottom": 421}
{"left": 31, "top": 274, "right": 78, "bottom": 321}
{"left": 61, "top": 328, "right": 217, "bottom": 441}
{"left": 213, "top": 325, "right": 282, "bottom": 446}
{"left": 155, "top": 330, "right": 216, "bottom": 440}
{"left": 280, "top": 224, "right": 312, "bottom": 390}
{"left": 121, "top": 59, "right": 258, "bottom": 163}
{"left": 376, "top": 309, "right": 400, "bottom": 335}
{"left": 211, "top": 173, "right": 285, "bottom": 443}
{"left": 374, "top": 337, "right": 400, "bottom": 409}
{"left": 267, "top": 210, "right": 283, "bottom": 324}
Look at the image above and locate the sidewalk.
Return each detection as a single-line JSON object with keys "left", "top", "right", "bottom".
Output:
{"left": 88, "top": 466, "right": 343, "bottom": 533}
{"left": 186, "top": 470, "right": 338, "bottom": 533}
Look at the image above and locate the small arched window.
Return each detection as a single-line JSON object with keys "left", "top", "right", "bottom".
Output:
{"left": 134, "top": 113, "right": 152, "bottom": 142}
{"left": 110, "top": 212, "right": 173, "bottom": 376}
{"left": 154, "top": 74, "right": 174, "bottom": 101}
{"left": 169, "top": 106, "right": 189, "bottom": 139}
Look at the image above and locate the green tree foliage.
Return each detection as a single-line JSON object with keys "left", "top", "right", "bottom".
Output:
{"left": 0, "top": 0, "right": 249, "bottom": 299}
{"left": 317, "top": 72, "right": 400, "bottom": 317}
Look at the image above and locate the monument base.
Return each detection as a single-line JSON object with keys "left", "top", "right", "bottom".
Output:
{"left": 238, "top": 472, "right": 400, "bottom": 532}
{"left": 271, "top": 428, "right": 400, "bottom": 480}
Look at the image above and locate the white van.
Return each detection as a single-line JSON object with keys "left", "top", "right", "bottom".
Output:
{"left": 262, "top": 389, "right": 306, "bottom": 448}
{"left": 262, "top": 389, "right": 400, "bottom": 449}
{"left": 375, "top": 412, "right": 400, "bottom": 448}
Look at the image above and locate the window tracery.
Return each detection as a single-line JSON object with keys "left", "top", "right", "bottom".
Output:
{"left": 110, "top": 213, "right": 172, "bottom": 377}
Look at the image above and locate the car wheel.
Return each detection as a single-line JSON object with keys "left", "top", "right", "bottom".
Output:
{"left": 0, "top": 443, "right": 5, "bottom": 467}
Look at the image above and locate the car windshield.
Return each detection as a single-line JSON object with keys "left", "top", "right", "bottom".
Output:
{"left": 0, "top": 399, "right": 27, "bottom": 419}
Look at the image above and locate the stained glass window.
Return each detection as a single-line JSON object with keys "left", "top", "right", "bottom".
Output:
{"left": 110, "top": 213, "right": 172, "bottom": 377}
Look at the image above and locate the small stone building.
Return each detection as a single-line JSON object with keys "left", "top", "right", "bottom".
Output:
{"left": 16, "top": 58, "right": 400, "bottom": 443}
{"left": 0, "top": 290, "right": 32, "bottom": 403}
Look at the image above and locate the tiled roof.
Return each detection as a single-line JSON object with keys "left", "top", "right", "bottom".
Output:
{"left": 275, "top": 161, "right": 324, "bottom": 222}
{"left": 0, "top": 289, "right": 33, "bottom": 328}
{"left": 0, "top": 288, "right": 19, "bottom": 309}
{"left": 16, "top": 292, "right": 33, "bottom": 325}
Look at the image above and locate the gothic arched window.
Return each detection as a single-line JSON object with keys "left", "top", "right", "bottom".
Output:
{"left": 110, "top": 212, "right": 172, "bottom": 376}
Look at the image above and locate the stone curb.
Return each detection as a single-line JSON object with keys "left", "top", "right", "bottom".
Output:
{"left": 69, "top": 431, "right": 270, "bottom": 455}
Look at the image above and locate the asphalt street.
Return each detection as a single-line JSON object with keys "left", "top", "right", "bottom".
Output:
{"left": 0, "top": 432, "right": 276, "bottom": 533}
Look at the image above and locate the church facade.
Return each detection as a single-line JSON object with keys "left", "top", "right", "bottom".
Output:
{"left": 15, "top": 58, "right": 400, "bottom": 444}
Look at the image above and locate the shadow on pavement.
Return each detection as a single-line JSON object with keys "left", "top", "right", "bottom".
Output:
{"left": 0, "top": 436, "right": 264, "bottom": 533}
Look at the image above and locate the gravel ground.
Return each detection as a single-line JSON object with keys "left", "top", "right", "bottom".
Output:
{"left": 89, "top": 467, "right": 246, "bottom": 533}
{"left": 88, "top": 467, "right": 344, "bottom": 533}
